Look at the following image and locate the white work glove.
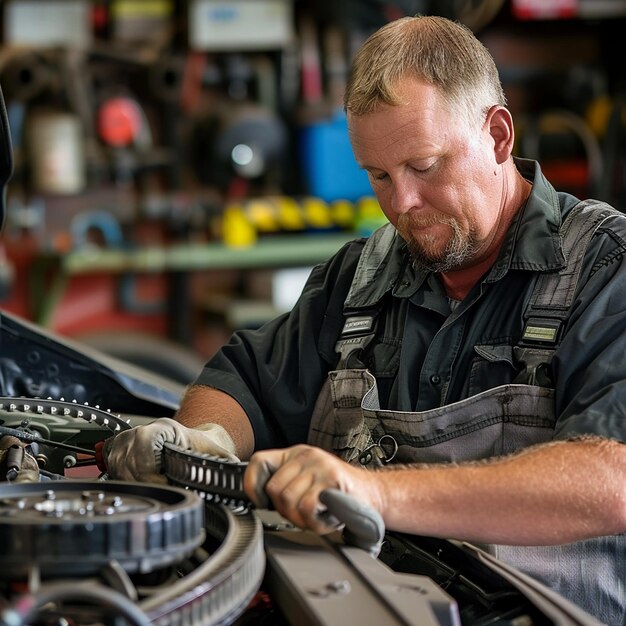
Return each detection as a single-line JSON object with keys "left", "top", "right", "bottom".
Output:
{"left": 102, "top": 417, "right": 239, "bottom": 484}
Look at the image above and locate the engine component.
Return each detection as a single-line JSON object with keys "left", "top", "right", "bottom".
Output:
{"left": 0, "top": 480, "right": 205, "bottom": 576}
{"left": 0, "top": 395, "right": 133, "bottom": 477}
{"left": 0, "top": 395, "right": 132, "bottom": 433}
{"left": 262, "top": 527, "right": 461, "bottom": 626}
{"left": 162, "top": 441, "right": 250, "bottom": 509}
{"left": 0, "top": 492, "right": 265, "bottom": 626}
{"left": 140, "top": 504, "right": 265, "bottom": 626}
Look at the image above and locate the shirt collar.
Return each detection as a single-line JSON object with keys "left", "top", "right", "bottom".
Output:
{"left": 485, "top": 157, "right": 565, "bottom": 283}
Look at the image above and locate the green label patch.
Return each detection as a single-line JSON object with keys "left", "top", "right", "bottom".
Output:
{"left": 523, "top": 324, "right": 558, "bottom": 343}
{"left": 522, "top": 318, "right": 561, "bottom": 344}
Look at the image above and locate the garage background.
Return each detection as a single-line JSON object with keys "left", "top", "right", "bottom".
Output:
{"left": 0, "top": 0, "right": 623, "bottom": 381}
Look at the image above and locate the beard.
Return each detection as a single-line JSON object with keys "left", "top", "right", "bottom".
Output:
{"left": 397, "top": 212, "right": 479, "bottom": 273}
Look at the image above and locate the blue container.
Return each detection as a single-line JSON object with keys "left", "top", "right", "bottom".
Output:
{"left": 299, "top": 109, "right": 373, "bottom": 202}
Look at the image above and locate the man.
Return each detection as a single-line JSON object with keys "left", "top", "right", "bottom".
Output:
{"left": 105, "top": 16, "right": 626, "bottom": 623}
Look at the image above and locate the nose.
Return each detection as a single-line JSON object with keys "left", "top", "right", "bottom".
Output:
{"left": 389, "top": 175, "right": 423, "bottom": 217}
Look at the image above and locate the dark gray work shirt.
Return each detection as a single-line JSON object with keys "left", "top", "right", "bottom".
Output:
{"left": 196, "top": 158, "right": 626, "bottom": 450}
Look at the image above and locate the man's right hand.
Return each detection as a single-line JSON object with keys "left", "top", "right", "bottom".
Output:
{"left": 102, "top": 417, "right": 239, "bottom": 484}
{"left": 243, "top": 444, "right": 383, "bottom": 535}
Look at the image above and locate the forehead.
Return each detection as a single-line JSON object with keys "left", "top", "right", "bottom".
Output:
{"left": 347, "top": 78, "right": 461, "bottom": 165}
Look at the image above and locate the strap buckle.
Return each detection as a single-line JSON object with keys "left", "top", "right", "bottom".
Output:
{"left": 335, "top": 314, "right": 377, "bottom": 369}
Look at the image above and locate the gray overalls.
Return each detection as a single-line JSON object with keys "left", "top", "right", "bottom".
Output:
{"left": 308, "top": 201, "right": 626, "bottom": 624}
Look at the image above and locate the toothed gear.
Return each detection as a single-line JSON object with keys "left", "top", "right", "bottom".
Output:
{"left": 0, "top": 396, "right": 132, "bottom": 433}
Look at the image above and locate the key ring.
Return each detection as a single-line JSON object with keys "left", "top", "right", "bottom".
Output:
{"left": 358, "top": 434, "right": 398, "bottom": 466}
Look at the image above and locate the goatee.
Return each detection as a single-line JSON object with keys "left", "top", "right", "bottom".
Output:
{"left": 398, "top": 213, "right": 478, "bottom": 272}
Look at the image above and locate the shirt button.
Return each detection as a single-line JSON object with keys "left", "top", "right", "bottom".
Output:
{"left": 430, "top": 374, "right": 441, "bottom": 385}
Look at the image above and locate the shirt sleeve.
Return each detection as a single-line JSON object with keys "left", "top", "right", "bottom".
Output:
{"left": 193, "top": 239, "right": 365, "bottom": 450}
{"left": 553, "top": 214, "right": 626, "bottom": 443}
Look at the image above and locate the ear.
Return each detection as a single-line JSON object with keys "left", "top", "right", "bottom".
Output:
{"left": 484, "top": 105, "right": 514, "bottom": 165}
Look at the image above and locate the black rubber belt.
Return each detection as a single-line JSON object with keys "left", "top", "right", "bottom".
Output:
{"left": 162, "top": 442, "right": 251, "bottom": 510}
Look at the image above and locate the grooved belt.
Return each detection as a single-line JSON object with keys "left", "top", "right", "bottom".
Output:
{"left": 162, "top": 443, "right": 251, "bottom": 510}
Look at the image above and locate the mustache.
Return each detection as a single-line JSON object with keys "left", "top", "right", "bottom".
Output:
{"left": 398, "top": 211, "right": 456, "bottom": 230}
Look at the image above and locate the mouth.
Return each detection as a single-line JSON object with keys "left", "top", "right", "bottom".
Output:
{"left": 398, "top": 212, "right": 453, "bottom": 240}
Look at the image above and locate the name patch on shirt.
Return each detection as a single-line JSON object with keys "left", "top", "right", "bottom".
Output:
{"left": 522, "top": 318, "right": 561, "bottom": 345}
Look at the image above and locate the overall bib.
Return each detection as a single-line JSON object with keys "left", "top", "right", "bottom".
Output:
{"left": 308, "top": 201, "right": 626, "bottom": 624}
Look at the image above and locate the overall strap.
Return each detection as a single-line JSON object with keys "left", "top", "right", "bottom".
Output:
{"left": 334, "top": 313, "right": 379, "bottom": 369}
{"left": 515, "top": 199, "right": 624, "bottom": 385}
{"left": 335, "top": 224, "right": 399, "bottom": 369}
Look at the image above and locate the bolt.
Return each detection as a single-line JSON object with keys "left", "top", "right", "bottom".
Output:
{"left": 327, "top": 580, "right": 351, "bottom": 594}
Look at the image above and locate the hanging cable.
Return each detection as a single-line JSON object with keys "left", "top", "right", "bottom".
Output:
{"left": 0, "top": 582, "right": 152, "bottom": 626}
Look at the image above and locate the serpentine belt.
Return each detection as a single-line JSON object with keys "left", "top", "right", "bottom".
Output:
{"left": 162, "top": 442, "right": 250, "bottom": 509}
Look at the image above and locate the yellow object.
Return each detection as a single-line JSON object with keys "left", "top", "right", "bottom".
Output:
{"left": 111, "top": 1, "right": 173, "bottom": 17}
{"left": 303, "top": 197, "right": 333, "bottom": 229}
{"left": 222, "top": 204, "right": 257, "bottom": 247}
{"left": 586, "top": 95, "right": 613, "bottom": 138}
{"left": 246, "top": 198, "right": 277, "bottom": 233}
{"left": 274, "top": 196, "right": 305, "bottom": 231}
{"left": 356, "top": 197, "right": 387, "bottom": 235}
{"left": 330, "top": 199, "right": 355, "bottom": 229}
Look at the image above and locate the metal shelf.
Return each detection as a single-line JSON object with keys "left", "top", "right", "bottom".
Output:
{"left": 61, "top": 233, "right": 358, "bottom": 274}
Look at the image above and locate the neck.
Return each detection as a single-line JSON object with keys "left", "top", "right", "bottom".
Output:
{"left": 439, "top": 248, "right": 500, "bottom": 300}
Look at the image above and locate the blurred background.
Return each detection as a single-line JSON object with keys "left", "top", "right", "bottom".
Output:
{"left": 0, "top": 0, "right": 624, "bottom": 382}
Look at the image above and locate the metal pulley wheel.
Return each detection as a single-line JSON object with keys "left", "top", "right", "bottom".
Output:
{"left": 0, "top": 480, "right": 205, "bottom": 576}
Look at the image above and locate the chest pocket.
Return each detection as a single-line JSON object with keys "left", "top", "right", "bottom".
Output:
{"left": 361, "top": 337, "right": 401, "bottom": 377}
{"left": 359, "top": 337, "right": 401, "bottom": 408}
{"left": 468, "top": 344, "right": 518, "bottom": 397}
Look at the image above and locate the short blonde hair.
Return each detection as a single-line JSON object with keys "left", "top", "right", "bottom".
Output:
{"left": 344, "top": 15, "right": 506, "bottom": 127}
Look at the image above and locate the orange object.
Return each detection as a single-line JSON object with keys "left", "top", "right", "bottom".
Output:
{"left": 97, "top": 97, "right": 143, "bottom": 147}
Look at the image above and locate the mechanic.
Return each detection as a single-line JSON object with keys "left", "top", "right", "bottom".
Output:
{"left": 105, "top": 16, "right": 626, "bottom": 623}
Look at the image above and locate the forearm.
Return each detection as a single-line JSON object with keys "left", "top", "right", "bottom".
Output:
{"left": 376, "top": 437, "right": 626, "bottom": 545}
{"left": 175, "top": 384, "right": 255, "bottom": 459}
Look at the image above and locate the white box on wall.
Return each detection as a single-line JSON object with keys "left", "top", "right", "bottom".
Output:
{"left": 188, "top": 0, "right": 293, "bottom": 51}
{"left": 4, "top": 0, "right": 91, "bottom": 47}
